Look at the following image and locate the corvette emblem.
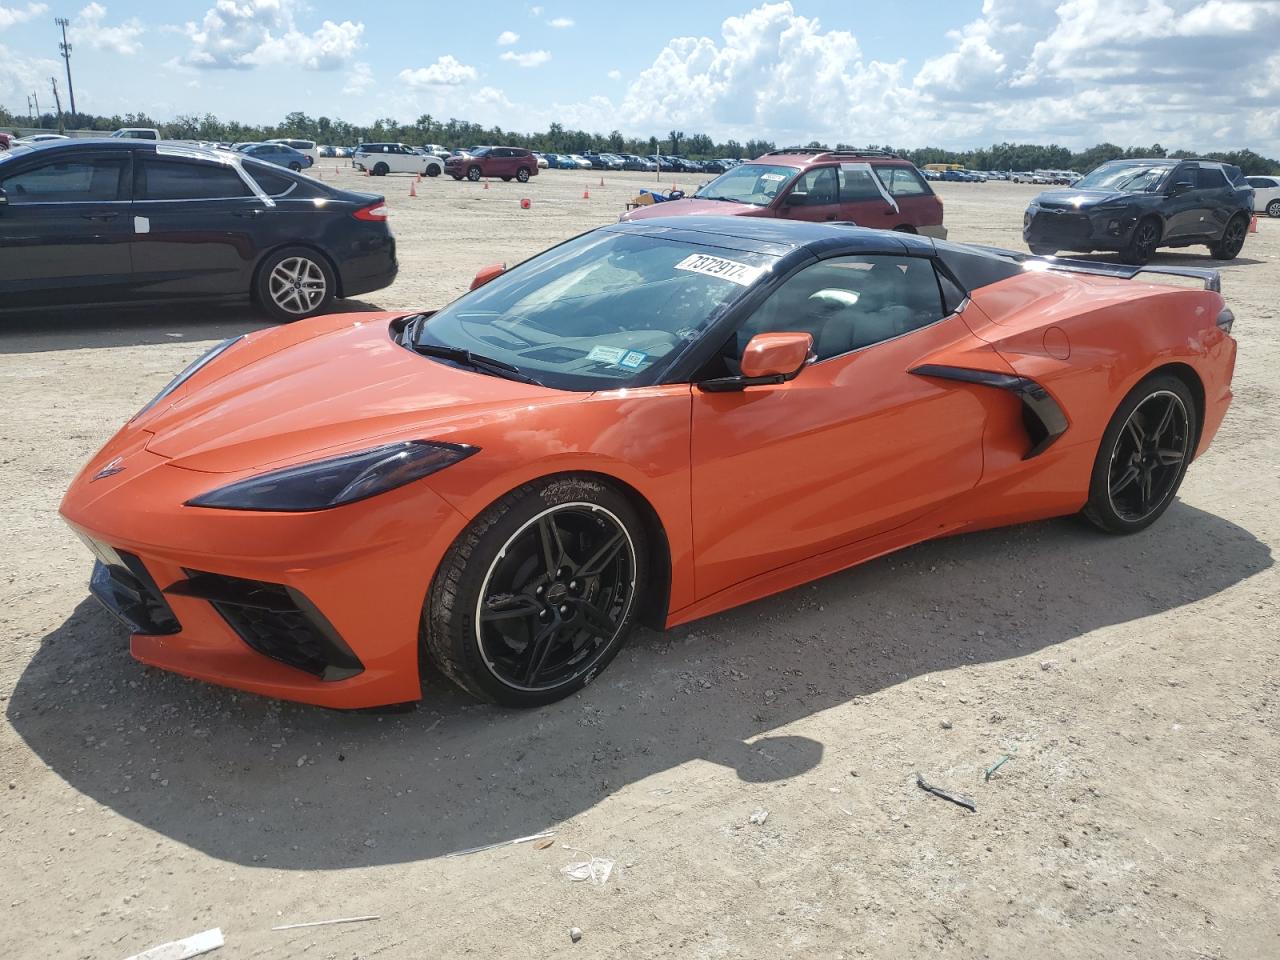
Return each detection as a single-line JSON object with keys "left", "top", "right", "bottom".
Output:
{"left": 91, "top": 457, "right": 125, "bottom": 481}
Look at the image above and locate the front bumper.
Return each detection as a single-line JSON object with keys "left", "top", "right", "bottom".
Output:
{"left": 60, "top": 437, "right": 470, "bottom": 708}
{"left": 1023, "top": 206, "right": 1137, "bottom": 251}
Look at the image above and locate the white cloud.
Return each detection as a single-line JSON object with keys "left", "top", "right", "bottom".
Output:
{"left": 182, "top": 0, "right": 363, "bottom": 71}
{"left": 496, "top": 30, "right": 519, "bottom": 45}
{"left": 72, "top": 3, "right": 145, "bottom": 55}
{"left": 343, "top": 60, "right": 373, "bottom": 95}
{"left": 0, "top": 42, "right": 55, "bottom": 108}
{"left": 547, "top": 16, "right": 573, "bottom": 27}
{"left": 501, "top": 49, "right": 551, "bottom": 68}
{"left": 607, "top": 68, "right": 621, "bottom": 80}
{"left": 0, "top": 2, "right": 46, "bottom": 29}
{"left": 529, "top": 5, "right": 543, "bottom": 15}
{"left": 398, "top": 54, "right": 478, "bottom": 87}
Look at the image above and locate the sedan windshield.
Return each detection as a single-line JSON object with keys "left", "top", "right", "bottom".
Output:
{"left": 696, "top": 164, "right": 797, "bottom": 205}
{"left": 412, "top": 230, "right": 777, "bottom": 390}
{"left": 1074, "top": 162, "right": 1172, "bottom": 193}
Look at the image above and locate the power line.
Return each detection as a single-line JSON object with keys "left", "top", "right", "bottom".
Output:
{"left": 55, "top": 16, "right": 77, "bottom": 117}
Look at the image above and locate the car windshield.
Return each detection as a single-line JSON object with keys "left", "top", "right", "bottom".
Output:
{"left": 412, "top": 229, "right": 777, "bottom": 391}
{"left": 1074, "top": 162, "right": 1172, "bottom": 193}
{"left": 696, "top": 163, "right": 797, "bottom": 206}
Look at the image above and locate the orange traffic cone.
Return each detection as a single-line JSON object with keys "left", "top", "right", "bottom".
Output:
{"left": 409, "top": 179, "right": 417, "bottom": 197}
{"left": 599, "top": 176, "right": 604, "bottom": 187}
{"left": 583, "top": 188, "right": 590, "bottom": 200}
{"left": 1249, "top": 215, "right": 1258, "bottom": 233}
{"left": 363, "top": 168, "right": 369, "bottom": 177}
{"left": 483, "top": 180, "right": 489, "bottom": 190}
{"left": 335, "top": 165, "right": 340, "bottom": 175}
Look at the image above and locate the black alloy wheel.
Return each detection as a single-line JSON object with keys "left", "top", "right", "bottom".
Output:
{"left": 1209, "top": 214, "right": 1248, "bottom": 260}
{"left": 425, "top": 476, "right": 648, "bottom": 706}
{"left": 1083, "top": 374, "right": 1196, "bottom": 534}
{"left": 1120, "top": 218, "right": 1161, "bottom": 265}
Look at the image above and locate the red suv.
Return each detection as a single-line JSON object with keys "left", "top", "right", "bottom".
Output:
{"left": 445, "top": 146, "right": 539, "bottom": 183}
{"left": 621, "top": 149, "right": 945, "bottom": 238}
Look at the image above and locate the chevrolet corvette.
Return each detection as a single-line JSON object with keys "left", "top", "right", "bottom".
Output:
{"left": 59, "top": 217, "right": 1237, "bottom": 708}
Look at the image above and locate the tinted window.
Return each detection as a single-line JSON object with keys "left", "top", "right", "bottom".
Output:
{"left": 1, "top": 156, "right": 125, "bottom": 203}
{"left": 874, "top": 165, "right": 931, "bottom": 197}
{"left": 742, "top": 256, "right": 945, "bottom": 360}
{"left": 138, "top": 159, "right": 251, "bottom": 200}
{"left": 246, "top": 165, "right": 297, "bottom": 196}
{"left": 789, "top": 166, "right": 839, "bottom": 205}
{"left": 1194, "top": 167, "right": 1228, "bottom": 190}
{"left": 839, "top": 165, "right": 884, "bottom": 201}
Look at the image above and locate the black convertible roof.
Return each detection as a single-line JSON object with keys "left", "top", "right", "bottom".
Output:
{"left": 608, "top": 215, "right": 936, "bottom": 259}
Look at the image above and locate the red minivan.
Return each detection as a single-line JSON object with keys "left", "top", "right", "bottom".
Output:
{"left": 445, "top": 146, "right": 539, "bottom": 183}
{"left": 621, "top": 149, "right": 946, "bottom": 238}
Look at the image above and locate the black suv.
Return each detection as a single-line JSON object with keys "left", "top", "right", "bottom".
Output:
{"left": 1023, "top": 158, "right": 1254, "bottom": 264}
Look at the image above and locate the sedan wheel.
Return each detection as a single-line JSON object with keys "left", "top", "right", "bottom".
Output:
{"left": 425, "top": 476, "right": 647, "bottom": 706}
{"left": 256, "top": 248, "right": 335, "bottom": 323}
{"left": 1268, "top": 199, "right": 1280, "bottom": 218}
{"left": 1082, "top": 375, "right": 1196, "bottom": 534}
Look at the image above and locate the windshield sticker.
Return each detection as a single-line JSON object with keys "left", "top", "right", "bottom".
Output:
{"left": 759, "top": 173, "right": 787, "bottom": 182}
{"left": 587, "top": 345, "right": 628, "bottom": 365}
{"left": 674, "top": 253, "right": 764, "bottom": 287}
{"left": 619, "top": 350, "right": 647, "bottom": 369}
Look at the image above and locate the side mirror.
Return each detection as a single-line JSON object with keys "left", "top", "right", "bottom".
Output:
{"left": 1170, "top": 180, "right": 1194, "bottom": 196}
{"left": 470, "top": 263, "right": 506, "bottom": 291}
{"left": 0, "top": 187, "right": 7, "bottom": 206}
{"left": 781, "top": 191, "right": 806, "bottom": 207}
{"left": 699, "top": 332, "right": 814, "bottom": 393}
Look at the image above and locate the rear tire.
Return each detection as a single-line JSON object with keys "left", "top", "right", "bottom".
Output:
{"left": 1209, "top": 214, "right": 1248, "bottom": 260}
{"left": 1119, "top": 217, "right": 1161, "bottom": 265}
{"left": 424, "top": 475, "right": 648, "bottom": 707}
{"left": 254, "top": 246, "right": 336, "bottom": 324}
{"left": 516, "top": 167, "right": 531, "bottom": 183}
{"left": 1081, "top": 373, "right": 1197, "bottom": 535}
{"left": 373, "top": 162, "right": 389, "bottom": 177}
{"left": 425, "top": 165, "right": 440, "bottom": 178}
{"left": 288, "top": 161, "right": 302, "bottom": 172}
{"left": 1268, "top": 199, "right": 1280, "bottom": 218}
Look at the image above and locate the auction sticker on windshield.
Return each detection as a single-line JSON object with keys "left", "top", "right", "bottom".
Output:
{"left": 675, "top": 253, "right": 764, "bottom": 287}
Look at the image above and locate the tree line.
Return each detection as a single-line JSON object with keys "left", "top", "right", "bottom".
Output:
{"left": 4, "top": 106, "right": 1276, "bottom": 175}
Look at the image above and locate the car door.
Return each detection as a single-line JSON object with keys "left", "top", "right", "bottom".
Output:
{"left": 836, "top": 163, "right": 900, "bottom": 229}
{"left": 0, "top": 149, "right": 134, "bottom": 308}
{"left": 1192, "top": 165, "right": 1237, "bottom": 239}
{"left": 689, "top": 253, "right": 988, "bottom": 599}
{"left": 1162, "top": 163, "right": 1215, "bottom": 241}
{"left": 775, "top": 165, "right": 843, "bottom": 223}
{"left": 129, "top": 153, "right": 264, "bottom": 299}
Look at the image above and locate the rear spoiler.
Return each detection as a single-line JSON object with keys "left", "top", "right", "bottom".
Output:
{"left": 961, "top": 244, "right": 1222, "bottom": 293}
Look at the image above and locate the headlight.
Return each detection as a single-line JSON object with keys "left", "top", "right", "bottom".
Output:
{"left": 134, "top": 335, "right": 244, "bottom": 420}
{"left": 186, "top": 440, "right": 478, "bottom": 512}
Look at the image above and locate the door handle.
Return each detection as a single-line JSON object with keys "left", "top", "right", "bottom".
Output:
{"left": 81, "top": 213, "right": 119, "bottom": 222}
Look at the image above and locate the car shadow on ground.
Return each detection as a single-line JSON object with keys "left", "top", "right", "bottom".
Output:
{"left": 0, "top": 299, "right": 387, "bottom": 355}
{"left": 8, "top": 503, "right": 1271, "bottom": 870}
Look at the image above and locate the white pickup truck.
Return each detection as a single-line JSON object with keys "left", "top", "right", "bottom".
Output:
{"left": 352, "top": 142, "right": 444, "bottom": 177}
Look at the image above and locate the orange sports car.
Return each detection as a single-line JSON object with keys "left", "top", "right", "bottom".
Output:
{"left": 59, "top": 217, "right": 1237, "bottom": 709}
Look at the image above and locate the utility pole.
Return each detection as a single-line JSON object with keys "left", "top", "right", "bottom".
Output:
{"left": 50, "top": 77, "right": 64, "bottom": 133}
{"left": 32, "top": 92, "right": 42, "bottom": 127}
{"left": 55, "top": 17, "right": 77, "bottom": 118}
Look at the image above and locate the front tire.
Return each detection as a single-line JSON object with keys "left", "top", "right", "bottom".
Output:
{"left": 1081, "top": 373, "right": 1197, "bottom": 535}
{"left": 1119, "top": 217, "right": 1161, "bottom": 265}
{"left": 1209, "top": 214, "right": 1248, "bottom": 260}
{"left": 424, "top": 476, "right": 648, "bottom": 707}
{"left": 425, "top": 165, "right": 440, "bottom": 178}
{"left": 466, "top": 166, "right": 482, "bottom": 182}
{"left": 254, "top": 247, "right": 336, "bottom": 323}
{"left": 1267, "top": 199, "right": 1280, "bottom": 218}
{"left": 1028, "top": 244, "right": 1057, "bottom": 256}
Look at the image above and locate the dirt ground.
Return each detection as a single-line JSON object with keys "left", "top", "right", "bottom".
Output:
{"left": 2, "top": 169, "right": 1277, "bottom": 960}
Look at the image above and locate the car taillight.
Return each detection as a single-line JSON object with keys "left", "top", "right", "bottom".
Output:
{"left": 354, "top": 202, "right": 389, "bottom": 221}
{"left": 1216, "top": 307, "right": 1234, "bottom": 334}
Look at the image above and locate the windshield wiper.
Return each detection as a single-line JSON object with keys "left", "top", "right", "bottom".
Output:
{"left": 410, "top": 342, "right": 544, "bottom": 386}
{"left": 702, "top": 195, "right": 744, "bottom": 203}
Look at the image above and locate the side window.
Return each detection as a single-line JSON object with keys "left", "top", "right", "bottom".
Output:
{"left": 788, "top": 166, "right": 839, "bottom": 205}
{"left": 137, "top": 159, "right": 251, "bottom": 200}
{"left": 1, "top": 157, "right": 125, "bottom": 203}
{"left": 1170, "top": 164, "right": 1196, "bottom": 189}
{"left": 739, "top": 256, "right": 946, "bottom": 361}
{"left": 874, "top": 166, "right": 931, "bottom": 197}
{"left": 246, "top": 165, "right": 296, "bottom": 196}
{"left": 839, "top": 165, "right": 884, "bottom": 201}
{"left": 1194, "top": 167, "right": 1227, "bottom": 190}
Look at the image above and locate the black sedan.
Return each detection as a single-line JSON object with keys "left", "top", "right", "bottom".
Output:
{"left": 0, "top": 139, "right": 396, "bottom": 322}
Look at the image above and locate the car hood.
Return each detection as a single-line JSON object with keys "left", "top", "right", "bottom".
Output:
{"left": 623, "top": 197, "right": 763, "bottom": 221}
{"left": 140, "top": 313, "right": 572, "bottom": 473}
{"left": 1032, "top": 189, "right": 1131, "bottom": 209}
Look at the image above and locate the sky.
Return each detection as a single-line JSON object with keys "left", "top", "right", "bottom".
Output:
{"left": 1, "top": 0, "right": 1278, "bottom": 153}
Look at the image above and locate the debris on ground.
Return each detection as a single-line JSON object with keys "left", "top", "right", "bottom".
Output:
{"left": 534, "top": 837, "right": 556, "bottom": 850}
{"left": 123, "top": 927, "right": 223, "bottom": 960}
{"left": 984, "top": 755, "right": 1015, "bottom": 781}
{"left": 562, "top": 857, "right": 615, "bottom": 885}
{"left": 445, "top": 830, "right": 556, "bottom": 858}
{"left": 915, "top": 773, "right": 977, "bottom": 812}
{"left": 569, "top": 927, "right": 583, "bottom": 943}
{"left": 271, "top": 915, "right": 380, "bottom": 931}
{"left": 749, "top": 808, "right": 769, "bottom": 825}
